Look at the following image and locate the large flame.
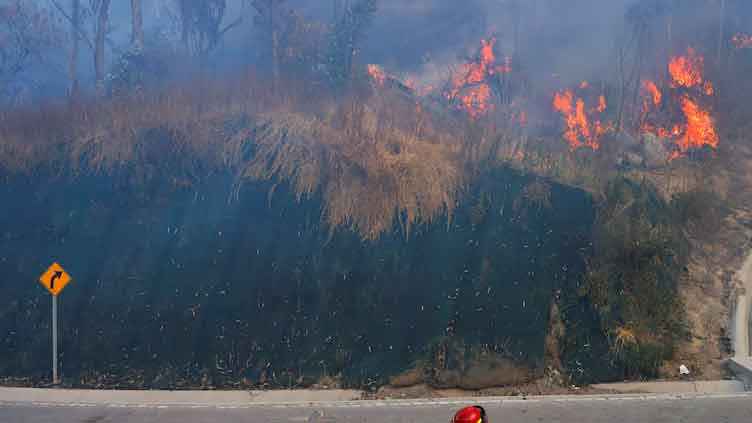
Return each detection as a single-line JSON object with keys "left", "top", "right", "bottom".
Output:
{"left": 677, "top": 96, "right": 718, "bottom": 153}
{"left": 668, "top": 47, "right": 710, "bottom": 91}
{"left": 446, "top": 38, "right": 511, "bottom": 119}
{"left": 553, "top": 85, "right": 611, "bottom": 150}
{"left": 640, "top": 47, "right": 719, "bottom": 159}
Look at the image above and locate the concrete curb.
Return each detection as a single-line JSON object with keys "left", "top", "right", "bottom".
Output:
{"left": 591, "top": 380, "right": 746, "bottom": 394}
{"left": 0, "top": 387, "right": 362, "bottom": 406}
{"left": 1, "top": 387, "right": 751, "bottom": 410}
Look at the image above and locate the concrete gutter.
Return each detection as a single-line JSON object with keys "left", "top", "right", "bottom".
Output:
{"left": 727, "top": 357, "right": 752, "bottom": 390}
{"left": 735, "top": 294, "right": 750, "bottom": 357}
{"left": 0, "top": 387, "right": 362, "bottom": 406}
{"left": 591, "top": 381, "right": 745, "bottom": 394}
{"left": 734, "top": 252, "right": 752, "bottom": 357}
{"left": 727, "top": 252, "right": 752, "bottom": 387}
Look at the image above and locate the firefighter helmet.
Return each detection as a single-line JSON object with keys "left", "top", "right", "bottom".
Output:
{"left": 452, "top": 405, "right": 488, "bottom": 423}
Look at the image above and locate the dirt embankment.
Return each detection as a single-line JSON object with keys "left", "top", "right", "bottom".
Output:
{"left": 673, "top": 209, "right": 751, "bottom": 378}
{"left": 668, "top": 141, "right": 752, "bottom": 378}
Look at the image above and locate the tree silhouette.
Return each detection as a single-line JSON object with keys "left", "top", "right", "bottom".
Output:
{"left": 325, "top": 0, "right": 378, "bottom": 90}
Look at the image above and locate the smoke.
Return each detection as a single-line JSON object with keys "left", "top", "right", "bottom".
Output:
{"left": 5, "top": 0, "right": 752, "bottom": 104}
{"left": 317, "top": 0, "right": 749, "bottom": 89}
{"left": 352, "top": 0, "right": 634, "bottom": 87}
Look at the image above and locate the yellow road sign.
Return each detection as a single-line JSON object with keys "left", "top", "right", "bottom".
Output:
{"left": 39, "top": 262, "right": 72, "bottom": 296}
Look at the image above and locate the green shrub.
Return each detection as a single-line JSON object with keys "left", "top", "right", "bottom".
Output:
{"left": 581, "top": 177, "right": 688, "bottom": 379}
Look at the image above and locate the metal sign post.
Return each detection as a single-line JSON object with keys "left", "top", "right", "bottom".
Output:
{"left": 52, "top": 295, "right": 58, "bottom": 384}
{"left": 39, "top": 262, "right": 72, "bottom": 385}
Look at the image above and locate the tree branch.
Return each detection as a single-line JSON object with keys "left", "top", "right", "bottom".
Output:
{"left": 218, "top": 17, "right": 244, "bottom": 39}
{"left": 50, "top": 0, "right": 94, "bottom": 52}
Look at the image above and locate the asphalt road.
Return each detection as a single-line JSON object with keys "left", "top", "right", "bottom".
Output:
{"left": 3, "top": 393, "right": 752, "bottom": 423}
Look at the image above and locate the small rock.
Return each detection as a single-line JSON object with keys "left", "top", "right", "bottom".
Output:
{"left": 642, "top": 133, "right": 671, "bottom": 167}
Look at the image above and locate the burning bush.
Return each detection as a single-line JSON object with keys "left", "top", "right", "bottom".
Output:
{"left": 639, "top": 47, "right": 719, "bottom": 160}
{"left": 444, "top": 38, "right": 512, "bottom": 120}
{"left": 552, "top": 85, "right": 612, "bottom": 151}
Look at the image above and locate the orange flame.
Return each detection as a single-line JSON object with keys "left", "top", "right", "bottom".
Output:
{"left": 644, "top": 80, "right": 662, "bottom": 106}
{"left": 553, "top": 91, "right": 577, "bottom": 148}
{"left": 732, "top": 33, "right": 752, "bottom": 49}
{"left": 677, "top": 96, "right": 718, "bottom": 153}
{"left": 460, "top": 84, "right": 492, "bottom": 119}
{"left": 367, "top": 64, "right": 387, "bottom": 87}
{"left": 668, "top": 47, "right": 707, "bottom": 89}
{"left": 553, "top": 86, "right": 610, "bottom": 150}
{"left": 447, "top": 38, "right": 511, "bottom": 119}
{"left": 639, "top": 49, "right": 719, "bottom": 159}
{"left": 595, "top": 95, "right": 607, "bottom": 113}
{"left": 640, "top": 80, "right": 663, "bottom": 133}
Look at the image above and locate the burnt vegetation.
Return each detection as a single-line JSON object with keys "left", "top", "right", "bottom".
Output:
{"left": 1, "top": 0, "right": 752, "bottom": 389}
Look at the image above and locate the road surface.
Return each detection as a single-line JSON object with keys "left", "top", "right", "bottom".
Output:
{"left": 3, "top": 393, "right": 752, "bottom": 423}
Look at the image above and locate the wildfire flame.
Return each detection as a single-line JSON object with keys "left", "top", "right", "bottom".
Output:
{"left": 676, "top": 96, "right": 718, "bottom": 153}
{"left": 644, "top": 80, "right": 662, "bottom": 107}
{"left": 447, "top": 38, "right": 512, "bottom": 119}
{"left": 367, "top": 64, "right": 387, "bottom": 87}
{"left": 366, "top": 65, "right": 436, "bottom": 99}
{"left": 640, "top": 47, "right": 719, "bottom": 159}
{"left": 553, "top": 85, "right": 611, "bottom": 150}
{"left": 595, "top": 95, "right": 607, "bottom": 113}
{"left": 668, "top": 47, "right": 709, "bottom": 90}
{"left": 732, "top": 33, "right": 752, "bottom": 49}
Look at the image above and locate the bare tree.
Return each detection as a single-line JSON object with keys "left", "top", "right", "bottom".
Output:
{"left": 325, "top": 0, "right": 378, "bottom": 90}
{"left": 94, "top": 0, "right": 112, "bottom": 96}
{"left": 0, "top": 0, "right": 62, "bottom": 103}
{"left": 251, "top": 0, "right": 286, "bottom": 81}
{"left": 717, "top": 0, "right": 726, "bottom": 67}
{"left": 131, "top": 0, "right": 144, "bottom": 52}
{"left": 69, "top": 0, "right": 80, "bottom": 101}
{"left": 333, "top": 0, "right": 342, "bottom": 21}
{"left": 176, "top": 0, "right": 242, "bottom": 59}
{"left": 614, "top": 0, "right": 671, "bottom": 131}
{"left": 51, "top": 0, "right": 112, "bottom": 97}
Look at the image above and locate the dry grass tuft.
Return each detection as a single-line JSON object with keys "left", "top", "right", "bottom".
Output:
{"left": 235, "top": 107, "right": 465, "bottom": 240}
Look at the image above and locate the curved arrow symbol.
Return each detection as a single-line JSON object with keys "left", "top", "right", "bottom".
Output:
{"left": 50, "top": 271, "right": 62, "bottom": 290}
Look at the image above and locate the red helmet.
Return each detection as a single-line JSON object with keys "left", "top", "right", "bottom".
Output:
{"left": 452, "top": 405, "right": 488, "bottom": 423}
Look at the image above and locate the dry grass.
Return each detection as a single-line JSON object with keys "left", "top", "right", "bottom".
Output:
{"left": 0, "top": 72, "right": 469, "bottom": 240}
{"left": 0, "top": 75, "right": 263, "bottom": 174}
{"left": 233, "top": 105, "right": 465, "bottom": 240}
